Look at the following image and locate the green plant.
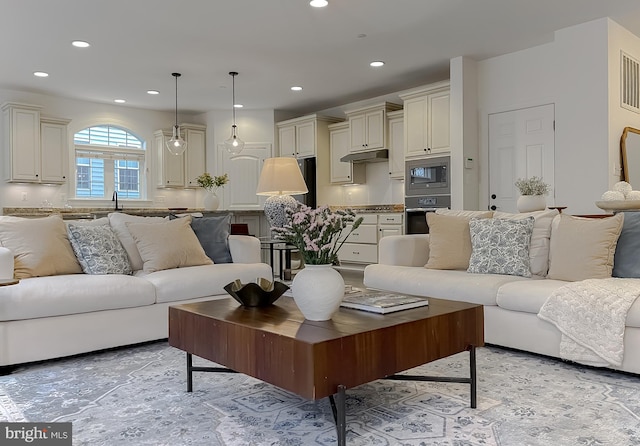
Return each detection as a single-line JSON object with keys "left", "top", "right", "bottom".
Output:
{"left": 196, "top": 172, "right": 229, "bottom": 192}
{"left": 515, "top": 176, "right": 550, "bottom": 195}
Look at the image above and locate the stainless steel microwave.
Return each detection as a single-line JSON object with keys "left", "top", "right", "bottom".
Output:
{"left": 405, "top": 156, "right": 450, "bottom": 196}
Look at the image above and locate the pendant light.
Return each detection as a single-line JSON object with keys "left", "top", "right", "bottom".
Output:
{"left": 224, "top": 71, "right": 245, "bottom": 155}
{"left": 166, "top": 72, "right": 187, "bottom": 155}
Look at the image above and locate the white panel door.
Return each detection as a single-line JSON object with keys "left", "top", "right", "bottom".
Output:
{"left": 218, "top": 143, "right": 271, "bottom": 210}
{"left": 489, "top": 104, "right": 555, "bottom": 213}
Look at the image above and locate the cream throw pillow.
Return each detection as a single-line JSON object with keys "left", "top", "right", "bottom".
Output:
{"left": 425, "top": 212, "right": 493, "bottom": 270}
{"left": 108, "top": 213, "right": 167, "bottom": 271}
{"left": 0, "top": 215, "right": 82, "bottom": 279}
{"left": 547, "top": 213, "right": 624, "bottom": 282}
{"left": 125, "top": 216, "right": 213, "bottom": 273}
{"left": 494, "top": 209, "right": 559, "bottom": 277}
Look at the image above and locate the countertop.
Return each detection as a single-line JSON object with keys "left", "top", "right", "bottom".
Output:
{"left": 2, "top": 204, "right": 405, "bottom": 218}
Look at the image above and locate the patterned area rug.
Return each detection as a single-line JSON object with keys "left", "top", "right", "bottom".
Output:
{"left": 1, "top": 341, "right": 640, "bottom": 445}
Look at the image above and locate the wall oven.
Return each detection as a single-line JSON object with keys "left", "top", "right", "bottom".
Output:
{"left": 405, "top": 156, "right": 450, "bottom": 197}
{"left": 405, "top": 195, "right": 451, "bottom": 234}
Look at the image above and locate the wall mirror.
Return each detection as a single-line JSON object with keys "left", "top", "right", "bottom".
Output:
{"left": 621, "top": 126, "right": 640, "bottom": 188}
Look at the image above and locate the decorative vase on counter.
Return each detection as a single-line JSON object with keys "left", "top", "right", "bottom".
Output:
{"left": 516, "top": 195, "right": 546, "bottom": 213}
{"left": 291, "top": 264, "right": 345, "bottom": 321}
{"left": 203, "top": 191, "right": 220, "bottom": 211}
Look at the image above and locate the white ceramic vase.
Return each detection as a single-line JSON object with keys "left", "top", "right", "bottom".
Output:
{"left": 516, "top": 195, "right": 546, "bottom": 213}
{"left": 291, "top": 264, "right": 345, "bottom": 321}
{"left": 203, "top": 191, "right": 219, "bottom": 211}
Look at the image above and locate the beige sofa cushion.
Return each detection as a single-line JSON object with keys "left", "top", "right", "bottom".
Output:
{"left": 494, "top": 209, "right": 559, "bottom": 277}
{"left": 0, "top": 215, "right": 82, "bottom": 279}
{"left": 425, "top": 212, "right": 492, "bottom": 270}
{"left": 126, "top": 216, "right": 213, "bottom": 273}
{"left": 108, "top": 213, "right": 166, "bottom": 271}
{"left": 547, "top": 214, "right": 624, "bottom": 281}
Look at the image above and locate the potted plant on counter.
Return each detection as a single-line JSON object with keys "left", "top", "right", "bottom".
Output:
{"left": 196, "top": 173, "right": 229, "bottom": 211}
{"left": 515, "top": 176, "right": 550, "bottom": 212}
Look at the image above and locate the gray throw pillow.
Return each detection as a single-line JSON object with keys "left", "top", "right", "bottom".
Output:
{"left": 67, "top": 224, "right": 132, "bottom": 275}
{"left": 170, "top": 214, "right": 233, "bottom": 263}
{"left": 467, "top": 217, "right": 534, "bottom": 277}
{"left": 613, "top": 211, "right": 640, "bottom": 278}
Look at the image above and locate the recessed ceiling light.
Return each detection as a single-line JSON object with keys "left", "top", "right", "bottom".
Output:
{"left": 309, "top": 0, "right": 328, "bottom": 7}
{"left": 147, "top": 90, "right": 160, "bottom": 95}
{"left": 291, "top": 86, "right": 303, "bottom": 91}
{"left": 370, "top": 61, "right": 385, "bottom": 67}
{"left": 234, "top": 104, "right": 243, "bottom": 108}
{"left": 114, "top": 99, "right": 126, "bottom": 103}
{"left": 33, "top": 71, "right": 49, "bottom": 77}
{"left": 72, "top": 40, "right": 91, "bottom": 48}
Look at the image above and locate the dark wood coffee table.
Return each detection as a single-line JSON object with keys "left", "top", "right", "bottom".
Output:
{"left": 169, "top": 295, "right": 483, "bottom": 445}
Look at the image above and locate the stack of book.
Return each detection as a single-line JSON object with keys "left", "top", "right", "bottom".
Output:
{"left": 340, "top": 289, "right": 429, "bottom": 314}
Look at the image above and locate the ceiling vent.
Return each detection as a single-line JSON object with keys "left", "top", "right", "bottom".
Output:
{"left": 621, "top": 51, "right": 640, "bottom": 113}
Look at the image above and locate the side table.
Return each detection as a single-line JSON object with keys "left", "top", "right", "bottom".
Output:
{"left": 259, "top": 238, "right": 298, "bottom": 279}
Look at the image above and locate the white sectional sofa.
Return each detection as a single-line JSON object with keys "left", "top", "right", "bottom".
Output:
{"left": 0, "top": 213, "right": 273, "bottom": 371}
{"left": 364, "top": 209, "right": 640, "bottom": 375}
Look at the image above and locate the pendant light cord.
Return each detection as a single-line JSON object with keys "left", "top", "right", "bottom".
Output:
{"left": 230, "top": 71, "right": 238, "bottom": 129}
{"left": 172, "top": 73, "right": 181, "bottom": 128}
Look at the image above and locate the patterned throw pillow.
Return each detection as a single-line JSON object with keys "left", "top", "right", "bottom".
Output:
{"left": 67, "top": 224, "right": 132, "bottom": 275}
{"left": 467, "top": 217, "right": 535, "bottom": 277}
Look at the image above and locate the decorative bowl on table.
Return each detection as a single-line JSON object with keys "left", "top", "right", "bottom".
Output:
{"left": 595, "top": 200, "right": 640, "bottom": 212}
{"left": 224, "top": 278, "right": 289, "bottom": 307}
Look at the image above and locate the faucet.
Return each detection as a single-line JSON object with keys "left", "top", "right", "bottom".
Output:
{"left": 112, "top": 191, "right": 121, "bottom": 211}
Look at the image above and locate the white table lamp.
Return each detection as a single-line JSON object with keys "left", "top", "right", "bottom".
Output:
{"left": 257, "top": 157, "right": 309, "bottom": 229}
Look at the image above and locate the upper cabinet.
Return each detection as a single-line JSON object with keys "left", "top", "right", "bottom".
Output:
{"left": 400, "top": 81, "right": 450, "bottom": 158}
{"left": 387, "top": 110, "right": 404, "bottom": 180}
{"left": 155, "top": 123, "right": 206, "bottom": 188}
{"left": 345, "top": 102, "right": 402, "bottom": 153}
{"left": 182, "top": 124, "right": 206, "bottom": 188}
{"left": 2, "top": 102, "right": 70, "bottom": 184}
{"left": 276, "top": 114, "right": 340, "bottom": 158}
{"left": 40, "top": 117, "right": 71, "bottom": 184}
{"left": 329, "top": 121, "right": 365, "bottom": 184}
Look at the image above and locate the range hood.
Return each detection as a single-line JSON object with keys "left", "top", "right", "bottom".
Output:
{"left": 340, "top": 149, "right": 388, "bottom": 163}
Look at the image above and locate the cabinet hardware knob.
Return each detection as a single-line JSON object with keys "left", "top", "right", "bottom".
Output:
{"left": 424, "top": 148, "right": 427, "bottom": 151}
{"left": 62, "top": 176, "right": 66, "bottom": 179}
{"left": 35, "top": 174, "right": 39, "bottom": 177}
{"left": 490, "top": 205, "right": 497, "bottom": 210}
{"left": 353, "top": 251, "right": 359, "bottom": 254}
{"left": 491, "top": 194, "right": 497, "bottom": 199}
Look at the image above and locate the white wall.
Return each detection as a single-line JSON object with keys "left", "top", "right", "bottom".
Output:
{"left": 476, "top": 18, "right": 616, "bottom": 215}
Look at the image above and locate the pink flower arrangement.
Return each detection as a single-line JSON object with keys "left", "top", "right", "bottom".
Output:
{"left": 272, "top": 204, "right": 363, "bottom": 265}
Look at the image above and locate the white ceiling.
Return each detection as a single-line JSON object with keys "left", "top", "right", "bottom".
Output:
{"left": 3, "top": 0, "right": 640, "bottom": 116}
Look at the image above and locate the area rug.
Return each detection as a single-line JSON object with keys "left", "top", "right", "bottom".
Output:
{"left": 1, "top": 342, "right": 639, "bottom": 445}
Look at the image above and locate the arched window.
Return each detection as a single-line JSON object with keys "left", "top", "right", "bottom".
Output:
{"left": 74, "top": 125, "right": 146, "bottom": 199}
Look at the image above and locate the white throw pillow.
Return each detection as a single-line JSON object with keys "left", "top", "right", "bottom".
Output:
{"left": 125, "top": 216, "right": 213, "bottom": 273}
{"left": 0, "top": 215, "right": 82, "bottom": 279}
{"left": 547, "top": 213, "right": 624, "bottom": 281}
{"left": 108, "top": 213, "right": 167, "bottom": 271}
{"left": 494, "top": 209, "right": 559, "bottom": 277}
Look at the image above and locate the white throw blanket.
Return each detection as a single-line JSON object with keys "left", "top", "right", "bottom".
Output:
{"left": 538, "top": 278, "right": 640, "bottom": 367}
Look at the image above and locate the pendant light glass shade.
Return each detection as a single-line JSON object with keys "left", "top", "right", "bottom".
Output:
{"left": 223, "top": 72, "right": 245, "bottom": 155}
{"left": 166, "top": 73, "right": 187, "bottom": 156}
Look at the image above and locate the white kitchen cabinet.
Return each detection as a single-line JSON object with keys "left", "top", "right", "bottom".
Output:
{"left": 155, "top": 124, "right": 206, "bottom": 189}
{"left": 276, "top": 114, "right": 340, "bottom": 158}
{"left": 377, "top": 213, "right": 404, "bottom": 240}
{"left": 40, "top": 117, "right": 71, "bottom": 184}
{"left": 218, "top": 143, "right": 272, "bottom": 210}
{"left": 329, "top": 121, "right": 365, "bottom": 184}
{"left": 182, "top": 124, "right": 206, "bottom": 188}
{"left": 400, "top": 81, "right": 450, "bottom": 158}
{"left": 2, "top": 103, "right": 71, "bottom": 184}
{"left": 154, "top": 130, "right": 185, "bottom": 187}
{"left": 345, "top": 102, "right": 402, "bottom": 153}
{"left": 387, "top": 110, "right": 404, "bottom": 180}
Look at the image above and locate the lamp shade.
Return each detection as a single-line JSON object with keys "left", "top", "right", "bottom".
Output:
{"left": 256, "top": 157, "right": 308, "bottom": 196}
